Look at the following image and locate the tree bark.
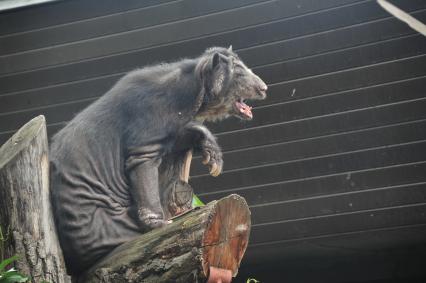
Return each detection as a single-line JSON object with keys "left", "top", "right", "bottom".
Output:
{"left": 0, "top": 115, "right": 71, "bottom": 283}
{"left": 81, "top": 194, "right": 251, "bottom": 283}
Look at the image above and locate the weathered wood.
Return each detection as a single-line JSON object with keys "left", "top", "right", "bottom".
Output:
{"left": 82, "top": 194, "right": 251, "bottom": 283}
{"left": 0, "top": 115, "right": 71, "bottom": 283}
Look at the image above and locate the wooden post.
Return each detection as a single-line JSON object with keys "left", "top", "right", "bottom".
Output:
{"left": 0, "top": 116, "right": 71, "bottom": 283}
{"left": 81, "top": 194, "right": 251, "bottom": 283}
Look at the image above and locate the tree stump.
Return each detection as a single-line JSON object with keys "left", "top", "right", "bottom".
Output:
{"left": 0, "top": 115, "right": 71, "bottom": 283}
{"left": 81, "top": 194, "right": 251, "bottom": 283}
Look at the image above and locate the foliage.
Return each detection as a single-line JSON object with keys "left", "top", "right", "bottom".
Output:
{"left": 0, "top": 227, "right": 28, "bottom": 283}
{"left": 0, "top": 226, "right": 9, "bottom": 262}
{"left": 0, "top": 256, "right": 28, "bottom": 283}
{"left": 192, "top": 194, "right": 205, "bottom": 207}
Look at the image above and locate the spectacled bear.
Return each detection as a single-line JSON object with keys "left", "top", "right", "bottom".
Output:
{"left": 49, "top": 46, "right": 267, "bottom": 275}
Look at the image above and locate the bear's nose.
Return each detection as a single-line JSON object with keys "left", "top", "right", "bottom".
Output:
{"left": 259, "top": 83, "right": 268, "bottom": 92}
{"left": 255, "top": 77, "right": 267, "bottom": 91}
{"left": 257, "top": 81, "right": 268, "bottom": 94}
{"left": 256, "top": 83, "right": 267, "bottom": 99}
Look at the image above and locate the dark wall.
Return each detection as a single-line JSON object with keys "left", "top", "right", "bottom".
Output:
{"left": 1, "top": 0, "right": 426, "bottom": 282}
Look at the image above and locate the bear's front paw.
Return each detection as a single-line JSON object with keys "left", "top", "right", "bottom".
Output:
{"left": 137, "top": 208, "right": 171, "bottom": 230}
{"left": 201, "top": 139, "right": 223, "bottom": 177}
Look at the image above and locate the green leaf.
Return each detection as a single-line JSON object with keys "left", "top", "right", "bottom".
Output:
{"left": 192, "top": 194, "right": 205, "bottom": 207}
{"left": 0, "top": 256, "right": 18, "bottom": 273}
{"left": 0, "top": 270, "right": 28, "bottom": 283}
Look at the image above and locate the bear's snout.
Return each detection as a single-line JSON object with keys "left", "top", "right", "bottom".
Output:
{"left": 253, "top": 75, "right": 268, "bottom": 99}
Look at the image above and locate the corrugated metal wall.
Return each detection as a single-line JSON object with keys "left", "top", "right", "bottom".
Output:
{"left": 1, "top": 0, "right": 425, "bottom": 282}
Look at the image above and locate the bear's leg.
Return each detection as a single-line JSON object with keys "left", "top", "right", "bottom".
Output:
{"left": 126, "top": 145, "right": 170, "bottom": 230}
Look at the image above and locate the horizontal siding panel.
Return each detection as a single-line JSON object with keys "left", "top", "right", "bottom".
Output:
{"left": 248, "top": 53, "right": 426, "bottom": 109}
{"left": 2, "top": 69, "right": 425, "bottom": 139}
{"left": 1, "top": 82, "right": 425, "bottom": 147}
{"left": 239, "top": 9, "right": 426, "bottom": 67}
{"left": 201, "top": 162, "right": 426, "bottom": 205}
{"left": 1, "top": 1, "right": 425, "bottom": 94}
{"left": 245, "top": 224, "right": 426, "bottom": 262}
{"left": 2, "top": 6, "right": 425, "bottom": 97}
{"left": 1, "top": 47, "right": 425, "bottom": 134}
{"left": 0, "top": 0, "right": 295, "bottom": 75}
{"left": 0, "top": 0, "right": 267, "bottom": 56}
{"left": 0, "top": 76, "right": 115, "bottom": 114}
{"left": 215, "top": 97, "right": 426, "bottom": 152}
{"left": 191, "top": 119, "right": 426, "bottom": 175}
{"left": 251, "top": 183, "right": 426, "bottom": 224}
{"left": 254, "top": 34, "right": 426, "bottom": 85}
{"left": 209, "top": 74, "right": 426, "bottom": 133}
{"left": 2, "top": 0, "right": 424, "bottom": 76}
{"left": 1, "top": 21, "right": 424, "bottom": 116}
{"left": 0, "top": 100, "right": 90, "bottom": 133}
{"left": 2, "top": 18, "right": 425, "bottom": 112}
{"left": 242, "top": 225, "right": 426, "bottom": 282}
{"left": 0, "top": 0, "right": 174, "bottom": 35}
{"left": 250, "top": 203, "right": 426, "bottom": 244}
{"left": 190, "top": 140, "right": 426, "bottom": 193}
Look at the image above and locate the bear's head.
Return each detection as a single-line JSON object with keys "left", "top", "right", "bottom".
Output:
{"left": 196, "top": 46, "right": 267, "bottom": 121}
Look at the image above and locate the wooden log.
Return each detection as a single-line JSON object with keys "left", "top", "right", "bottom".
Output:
{"left": 0, "top": 116, "right": 71, "bottom": 283}
{"left": 82, "top": 194, "right": 251, "bottom": 283}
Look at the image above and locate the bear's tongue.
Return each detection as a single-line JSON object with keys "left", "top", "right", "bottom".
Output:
{"left": 235, "top": 100, "right": 253, "bottom": 119}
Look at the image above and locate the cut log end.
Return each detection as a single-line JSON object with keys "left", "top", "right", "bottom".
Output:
{"left": 202, "top": 194, "right": 251, "bottom": 277}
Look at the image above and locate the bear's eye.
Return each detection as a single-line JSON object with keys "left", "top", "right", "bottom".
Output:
{"left": 234, "top": 69, "right": 245, "bottom": 78}
{"left": 234, "top": 62, "right": 244, "bottom": 70}
{"left": 233, "top": 63, "right": 246, "bottom": 77}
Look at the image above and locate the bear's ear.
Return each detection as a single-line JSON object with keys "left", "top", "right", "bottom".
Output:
{"left": 211, "top": 52, "right": 230, "bottom": 70}
{"left": 209, "top": 53, "right": 226, "bottom": 96}
{"left": 212, "top": 52, "right": 220, "bottom": 69}
{"left": 228, "top": 45, "right": 233, "bottom": 52}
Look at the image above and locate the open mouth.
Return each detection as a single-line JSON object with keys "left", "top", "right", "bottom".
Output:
{"left": 234, "top": 98, "right": 253, "bottom": 120}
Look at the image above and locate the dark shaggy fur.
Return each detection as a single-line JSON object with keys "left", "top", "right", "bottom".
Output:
{"left": 50, "top": 47, "right": 267, "bottom": 274}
